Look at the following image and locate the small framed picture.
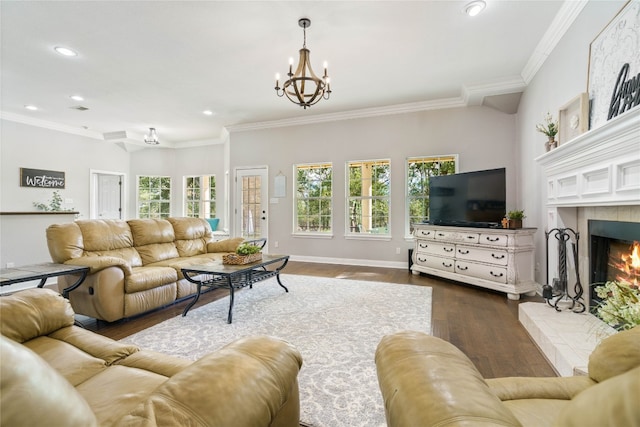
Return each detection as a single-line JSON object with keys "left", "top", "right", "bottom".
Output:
{"left": 558, "top": 93, "right": 588, "bottom": 145}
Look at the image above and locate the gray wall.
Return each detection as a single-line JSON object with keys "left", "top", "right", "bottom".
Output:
{"left": 516, "top": 0, "right": 627, "bottom": 283}
{"left": 229, "top": 106, "right": 517, "bottom": 266}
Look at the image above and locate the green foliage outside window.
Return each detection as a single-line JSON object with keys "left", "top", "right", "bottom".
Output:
{"left": 348, "top": 160, "right": 390, "bottom": 234}
{"left": 185, "top": 175, "right": 216, "bottom": 218}
{"left": 407, "top": 157, "right": 456, "bottom": 232}
{"left": 296, "top": 164, "right": 332, "bottom": 232}
{"left": 138, "top": 176, "right": 171, "bottom": 219}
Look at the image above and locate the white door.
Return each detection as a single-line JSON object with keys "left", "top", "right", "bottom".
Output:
{"left": 235, "top": 167, "right": 269, "bottom": 247}
{"left": 90, "top": 171, "right": 124, "bottom": 219}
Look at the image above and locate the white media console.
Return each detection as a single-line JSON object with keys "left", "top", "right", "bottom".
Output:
{"left": 411, "top": 224, "right": 538, "bottom": 300}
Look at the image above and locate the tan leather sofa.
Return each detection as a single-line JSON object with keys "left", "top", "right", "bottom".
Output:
{"left": 375, "top": 328, "right": 640, "bottom": 427}
{"left": 0, "top": 288, "right": 303, "bottom": 427}
{"left": 47, "top": 217, "right": 244, "bottom": 322}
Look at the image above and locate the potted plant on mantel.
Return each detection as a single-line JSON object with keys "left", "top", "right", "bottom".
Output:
{"left": 504, "top": 210, "right": 526, "bottom": 229}
{"left": 536, "top": 112, "right": 559, "bottom": 152}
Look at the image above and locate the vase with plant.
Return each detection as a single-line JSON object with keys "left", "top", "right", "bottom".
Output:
{"left": 593, "top": 280, "right": 640, "bottom": 331}
{"left": 536, "top": 112, "right": 558, "bottom": 151}
{"left": 504, "top": 210, "right": 525, "bottom": 229}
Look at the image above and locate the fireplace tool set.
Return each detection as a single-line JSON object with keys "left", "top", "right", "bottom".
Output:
{"left": 543, "top": 227, "right": 586, "bottom": 313}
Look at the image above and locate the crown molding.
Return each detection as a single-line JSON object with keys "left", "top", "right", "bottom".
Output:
{"left": 226, "top": 97, "right": 467, "bottom": 133}
{"left": 0, "top": 111, "right": 104, "bottom": 140}
{"left": 521, "top": 0, "right": 588, "bottom": 83}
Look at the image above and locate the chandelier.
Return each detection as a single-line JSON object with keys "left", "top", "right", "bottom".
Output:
{"left": 144, "top": 127, "right": 159, "bottom": 145}
{"left": 275, "top": 18, "right": 331, "bottom": 108}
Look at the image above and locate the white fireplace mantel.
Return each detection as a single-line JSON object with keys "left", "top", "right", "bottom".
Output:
{"left": 536, "top": 110, "right": 640, "bottom": 207}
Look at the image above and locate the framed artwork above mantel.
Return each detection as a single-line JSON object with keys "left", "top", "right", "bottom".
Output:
{"left": 587, "top": 0, "right": 640, "bottom": 131}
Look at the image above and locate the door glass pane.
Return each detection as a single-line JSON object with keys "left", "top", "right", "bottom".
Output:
{"left": 242, "top": 175, "right": 262, "bottom": 239}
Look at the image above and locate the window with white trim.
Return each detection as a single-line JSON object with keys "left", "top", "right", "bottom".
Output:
{"left": 184, "top": 175, "right": 216, "bottom": 219}
{"left": 407, "top": 156, "right": 457, "bottom": 234}
{"left": 137, "top": 175, "right": 171, "bottom": 219}
{"left": 295, "top": 163, "right": 332, "bottom": 233}
{"left": 347, "top": 159, "right": 390, "bottom": 235}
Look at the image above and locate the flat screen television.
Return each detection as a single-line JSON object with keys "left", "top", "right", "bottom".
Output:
{"left": 428, "top": 167, "right": 506, "bottom": 228}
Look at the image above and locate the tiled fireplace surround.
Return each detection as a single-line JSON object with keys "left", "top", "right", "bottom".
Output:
{"left": 520, "top": 111, "right": 640, "bottom": 376}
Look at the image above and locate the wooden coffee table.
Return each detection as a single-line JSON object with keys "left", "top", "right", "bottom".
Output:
{"left": 181, "top": 254, "right": 289, "bottom": 323}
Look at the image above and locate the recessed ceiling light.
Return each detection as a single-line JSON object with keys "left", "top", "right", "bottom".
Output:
{"left": 54, "top": 46, "right": 78, "bottom": 57}
{"left": 464, "top": 0, "right": 486, "bottom": 16}
{"left": 24, "top": 105, "right": 38, "bottom": 111}
{"left": 70, "top": 95, "right": 84, "bottom": 101}
{"left": 203, "top": 110, "right": 215, "bottom": 116}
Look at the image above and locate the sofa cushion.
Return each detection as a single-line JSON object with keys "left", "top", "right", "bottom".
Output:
{"left": 0, "top": 335, "right": 98, "bottom": 427}
{"left": 554, "top": 365, "right": 640, "bottom": 427}
{"left": 136, "top": 242, "right": 181, "bottom": 265}
{"left": 24, "top": 335, "right": 108, "bottom": 386}
{"left": 125, "top": 266, "right": 178, "bottom": 293}
{"left": 169, "top": 217, "right": 212, "bottom": 257}
{"left": 76, "top": 365, "right": 169, "bottom": 426}
{"left": 0, "top": 288, "right": 75, "bottom": 343}
{"left": 208, "top": 237, "right": 244, "bottom": 253}
{"left": 77, "top": 219, "right": 133, "bottom": 251}
{"left": 588, "top": 326, "right": 640, "bottom": 383}
{"left": 46, "top": 222, "right": 84, "bottom": 262}
{"left": 128, "top": 219, "right": 176, "bottom": 246}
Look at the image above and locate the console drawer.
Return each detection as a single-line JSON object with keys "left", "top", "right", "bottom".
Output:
{"left": 415, "top": 228, "right": 437, "bottom": 240}
{"left": 414, "top": 254, "right": 455, "bottom": 272}
{"left": 455, "top": 246, "right": 508, "bottom": 266}
{"left": 479, "top": 233, "right": 509, "bottom": 247}
{"left": 455, "top": 260, "right": 507, "bottom": 283}
{"left": 416, "top": 241, "right": 455, "bottom": 256}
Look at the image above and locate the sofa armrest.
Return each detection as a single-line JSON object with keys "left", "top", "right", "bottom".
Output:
{"left": 375, "top": 331, "right": 522, "bottom": 427}
{"left": 486, "top": 376, "right": 595, "bottom": 401}
{"left": 65, "top": 256, "right": 132, "bottom": 276}
{"left": 116, "top": 335, "right": 303, "bottom": 427}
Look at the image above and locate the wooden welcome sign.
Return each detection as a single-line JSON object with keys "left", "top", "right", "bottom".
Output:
{"left": 20, "top": 168, "right": 65, "bottom": 188}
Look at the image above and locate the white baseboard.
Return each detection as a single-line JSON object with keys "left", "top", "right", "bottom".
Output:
{"left": 289, "top": 254, "right": 408, "bottom": 270}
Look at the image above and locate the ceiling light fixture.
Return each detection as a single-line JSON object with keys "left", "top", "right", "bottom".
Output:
{"left": 54, "top": 46, "right": 78, "bottom": 57}
{"left": 70, "top": 95, "right": 84, "bottom": 101}
{"left": 203, "top": 110, "right": 214, "bottom": 116}
{"left": 24, "top": 105, "right": 38, "bottom": 111}
{"left": 464, "top": 0, "right": 486, "bottom": 16}
{"left": 144, "top": 127, "right": 160, "bottom": 145}
{"left": 275, "top": 18, "right": 331, "bottom": 109}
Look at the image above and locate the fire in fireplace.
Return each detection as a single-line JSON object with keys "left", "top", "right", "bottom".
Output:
{"left": 589, "top": 220, "right": 640, "bottom": 306}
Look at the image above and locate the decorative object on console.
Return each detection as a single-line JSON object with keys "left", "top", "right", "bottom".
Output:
{"left": 544, "top": 227, "right": 586, "bottom": 313}
{"left": 535, "top": 111, "right": 558, "bottom": 152}
{"left": 588, "top": 0, "right": 640, "bottom": 130}
{"left": 558, "top": 92, "right": 589, "bottom": 144}
{"left": 144, "top": 127, "right": 159, "bottom": 145}
{"left": 275, "top": 18, "right": 331, "bottom": 109}
{"left": 593, "top": 280, "right": 640, "bottom": 331}
{"left": 504, "top": 209, "right": 525, "bottom": 229}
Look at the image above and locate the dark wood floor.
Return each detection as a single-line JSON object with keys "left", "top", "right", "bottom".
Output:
{"left": 80, "top": 261, "right": 557, "bottom": 378}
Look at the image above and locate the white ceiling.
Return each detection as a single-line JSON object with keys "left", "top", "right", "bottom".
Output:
{"left": 0, "top": 1, "right": 581, "bottom": 148}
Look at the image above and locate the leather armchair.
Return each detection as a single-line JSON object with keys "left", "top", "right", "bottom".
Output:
{"left": 1, "top": 288, "right": 303, "bottom": 427}
{"left": 375, "top": 328, "right": 640, "bottom": 427}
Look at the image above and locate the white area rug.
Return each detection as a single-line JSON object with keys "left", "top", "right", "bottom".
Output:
{"left": 121, "top": 274, "right": 432, "bottom": 427}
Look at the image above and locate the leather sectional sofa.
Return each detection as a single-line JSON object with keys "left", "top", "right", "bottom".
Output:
{"left": 46, "top": 217, "right": 244, "bottom": 322}
{"left": 0, "top": 288, "right": 303, "bottom": 426}
{"left": 375, "top": 328, "right": 640, "bottom": 427}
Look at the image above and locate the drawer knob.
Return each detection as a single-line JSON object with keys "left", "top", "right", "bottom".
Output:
{"left": 444, "top": 247, "right": 453, "bottom": 253}
{"left": 458, "top": 249, "right": 469, "bottom": 255}
{"left": 490, "top": 271, "right": 504, "bottom": 278}
{"left": 418, "top": 257, "right": 427, "bottom": 262}
{"left": 491, "top": 253, "right": 505, "bottom": 259}
{"left": 438, "top": 233, "right": 445, "bottom": 237}
{"left": 420, "top": 243, "right": 429, "bottom": 248}
{"left": 443, "top": 262, "right": 453, "bottom": 268}
{"left": 457, "top": 265, "right": 468, "bottom": 271}
{"left": 486, "top": 236, "right": 501, "bottom": 242}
